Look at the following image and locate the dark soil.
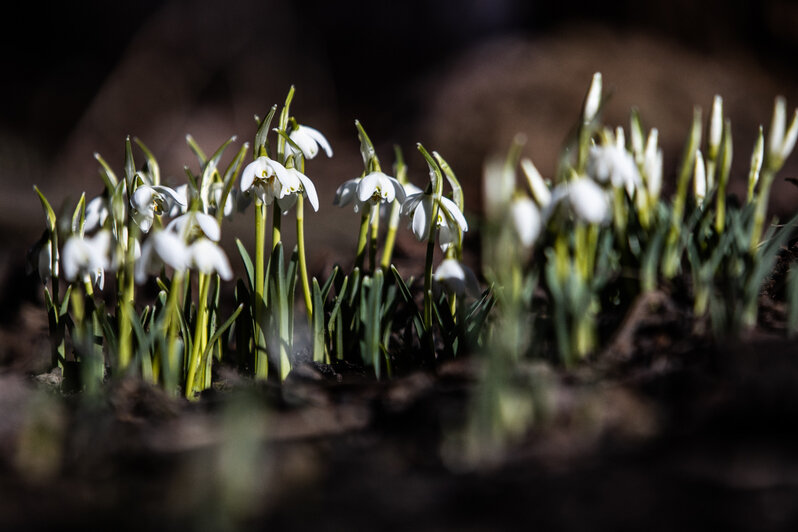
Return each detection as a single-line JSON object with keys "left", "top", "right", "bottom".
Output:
{"left": 2, "top": 248, "right": 798, "bottom": 532}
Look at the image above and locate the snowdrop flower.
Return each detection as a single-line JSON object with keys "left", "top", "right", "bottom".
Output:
{"left": 274, "top": 167, "right": 319, "bottom": 213}
{"left": 402, "top": 192, "right": 468, "bottom": 251}
{"left": 62, "top": 230, "right": 112, "bottom": 289}
{"left": 357, "top": 171, "right": 406, "bottom": 208}
{"left": 583, "top": 72, "right": 602, "bottom": 123}
{"left": 186, "top": 238, "right": 233, "bottom": 280}
{"left": 548, "top": 178, "right": 610, "bottom": 225}
{"left": 693, "top": 150, "right": 707, "bottom": 204}
{"left": 643, "top": 129, "right": 663, "bottom": 200}
{"left": 168, "top": 184, "right": 190, "bottom": 217}
{"left": 287, "top": 124, "right": 333, "bottom": 160}
{"left": 333, "top": 177, "right": 364, "bottom": 212}
{"left": 130, "top": 185, "right": 185, "bottom": 232}
{"left": 166, "top": 211, "right": 221, "bottom": 242}
{"left": 30, "top": 236, "right": 57, "bottom": 285}
{"left": 433, "top": 259, "right": 481, "bottom": 298}
{"left": 84, "top": 196, "right": 110, "bottom": 232}
{"left": 767, "top": 96, "right": 798, "bottom": 165}
{"left": 135, "top": 230, "right": 189, "bottom": 284}
{"left": 510, "top": 196, "right": 543, "bottom": 250}
{"left": 520, "top": 158, "right": 551, "bottom": 208}
{"left": 240, "top": 156, "right": 294, "bottom": 205}
{"left": 587, "top": 144, "right": 641, "bottom": 194}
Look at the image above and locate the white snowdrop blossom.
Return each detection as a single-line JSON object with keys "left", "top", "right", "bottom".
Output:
{"left": 520, "top": 158, "right": 551, "bottom": 208}
{"left": 693, "top": 150, "right": 707, "bottom": 204}
{"left": 587, "top": 144, "right": 641, "bottom": 194}
{"left": 168, "top": 184, "right": 190, "bottom": 217}
{"left": 433, "top": 259, "right": 481, "bottom": 298}
{"left": 274, "top": 167, "right": 319, "bottom": 213}
{"left": 84, "top": 196, "right": 110, "bottom": 232}
{"left": 357, "top": 171, "right": 406, "bottom": 208}
{"left": 643, "top": 129, "right": 663, "bottom": 200}
{"left": 166, "top": 211, "right": 221, "bottom": 242}
{"left": 287, "top": 124, "right": 333, "bottom": 160}
{"left": 548, "top": 178, "right": 611, "bottom": 225}
{"left": 130, "top": 185, "right": 185, "bottom": 232}
{"left": 36, "top": 238, "right": 57, "bottom": 285}
{"left": 766, "top": 96, "right": 798, "bottom": 164}
{"left": 402, "top": 193, "right": 468, "bottom": 251}
{"left": 333, "top": 178, "right": 364, "bottom": 213}
{"left": 61, "top": 230, "right": 112, "bottom": 289}
{"left": 510, "top": 196, "right": 542, "bottom": 250}
{"left": 186, "top": 238, "right": 233, "bottom": 280}
{"left": 209, "top": 182, "right": 234, "bottom": 218}
{"left": 135, "top": 230, "right": 189, "bottom": 284}
{"left": 240, "top": 156, "right": 294, "bottom": 205}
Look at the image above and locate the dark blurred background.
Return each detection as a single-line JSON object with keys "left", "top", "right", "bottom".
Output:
{"left": 3, "top": 0, "right": 798, "bottom": 265}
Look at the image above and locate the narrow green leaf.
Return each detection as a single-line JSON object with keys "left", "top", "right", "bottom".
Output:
{"left": 186, "top": 134, "right": 208, "bottom": 168}
{"left": 71, "top": 193, "right": 86, "bottom": 236}
{"left": 134, "top": 137, "right": 161, "bottom": 186}
{"left": 94, "top": 152, "right": 119, "bottom": 192}
{"left": 33, "top": 185, "right": 57, "bottom": 234}
{"left": 254, "top": 105, "right": 278, "bottom": 159}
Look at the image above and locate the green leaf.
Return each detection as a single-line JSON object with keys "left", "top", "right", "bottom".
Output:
{"left": 200, "top": 304, "right": 244, "bottom": 371}
{"left": 217, "top": 142, "right": 249, "bottom": 225}
{"left": 71, "top": 193, "right": 86, "bottom": 236}
{"left": 355, "top": 120, "right": 377, "bottom": 168}
{"left": 59, "top": 285, "right": 73, "bottom": 318}
{"left": 433, "top": 151, "right": 463, "bottom": 212}
{"left": 235, "top": 239, "right": 255, "bottom": 293}
{"left": 390, "top": 265, "right": 424, "bottom": 338}
{"left": 186, "top": 134, "right": 208, "bottom": 168}
{"left": 254, "top": 105, "right": 278, "bottom": 159}
{"left": 200, "top": 136, "right": 237, "bottom": 210}
{"left": 312, "top": 278, "right": 327, "bottom": 363}
{"left": 134, "top": 137, "right": 161, "bottom": 186}
{"left": 33, "top": 185, "right": 57, "bottom": 234}
{"left": 94, "top": 152, "right": 119, "bottom": 192}
{"left": 320, "top": 266, "right": 339, "bottom": 302}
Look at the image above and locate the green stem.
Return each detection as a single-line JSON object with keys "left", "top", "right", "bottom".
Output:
{"left": 185, "top": 272, "right": 210, "bottom": 398}
{"left": 423, "top": 229, "right": 438, "bottom": 332}
{"left": 254, "top": 199, "right": 268, "bottom": 379}
{"left": 750, "top": 169, "right": 776, "bottom": 254}
{"left": 272, "top": 203, "right": 282, "bottom": 250}
{"left": 369, "top": 209, "right": 380, "bottom": 273}
{"left": 355, "top": 212, "right": 369, "bottom": 270}
{"left": 118, "top": 226, "right": 138, "bottom": 371}
{"left": 297, "top": 197, "right": 312, "bottom": 321}
{"left": 164, "top": 270, "right": 184, "bottom": 395}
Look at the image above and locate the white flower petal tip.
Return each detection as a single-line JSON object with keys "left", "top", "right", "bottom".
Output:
{"left": 402, "top": 193, "right": 468, "bottom": 249}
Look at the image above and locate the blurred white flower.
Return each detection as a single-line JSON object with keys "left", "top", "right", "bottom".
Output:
{"left": 62, "top": 230, "right": 112, "bottom": 289}
{"left": 402, "top": 192, "right": 468, "bottom": 251}
{"left": 168, "top": 184, "right": 190, "bottom": 217}
{"left": 433, "top": 259, "right": 481, "bottom": 298}
{"left": 643, "top": 129, "right": 663, "bottom": 200}
{"left": 240, "top": 156, "right": 294, "bottom": 205}
{"left": 130, "top": 185, "right": 185, "bottom": 232}
{"left": 549, "top": 178, "right": 610, "bottom": 225}
{"left": 587, "top": 144, "right": 640, "bottom": 194}
{"left": 84, "top": 196, "right": 110, "bottom": 232}
{"left": 166, "top": 211, "right": 221, "bottom": 242}
{"left": 583, "top": 72, "right": 602, "bottom": 123}
{"left": 186, "top": 238, "right": 233, "bottom": 280}
{"left": 510, "top": 196, "right": 542, "bottom": 250}
{"left": 135, "top": 230, "right": 189, "bottom": 284}
{"left": 288, "top": 124, "right": 333, "bottom": 160}
{"left": 693, "top": 149, "right": 707, "bottom": 204}
{"left": 520, "top": 158, "right": 551, "bottom": 208}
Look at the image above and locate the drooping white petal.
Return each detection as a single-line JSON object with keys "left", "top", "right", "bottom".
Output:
{"left": 511, "top": 197, "right": 542, "bottom": 249}
{"left": 84, "top": 196, "right": 109, "bottom": 232}
{"left": 411, "top": 196, "right": 432, "bottom": 241}
{"left": 194, "top": 212, "right": 221, "bottom": 241}
{"left": 389, "top": 176, "right": 406, "bottom": 204}
{"left": 152, "top": 230, "right": 190, "bottom": 272}
{"left": 188, "top": 238, "right": 232, "bottom": 280}
{"left": 277, "top": 193, "right": 298, "bottom": 213}
{"left": 131, "top": 186, "right": 155, "bottom": 211}
{"left": 357, "top": 172, "right": 382, "bottom": 203}
{"left": 434, "top": 259, "right": 481, "bottom": 298}
{"left": 303, "top": 125, "right": 333, "bottom": 157}
{"left": 440, "top": 196, "right": 468, "bottom": 233}
{"left": 520, "top": 158, "right": 551, "bottom": 208}
{"left": 289, "top": 128, "right": 319, "bottom": 159}
{"left": 240, "top": 159, "right": 260, "bottom": 192}
{"left": 568, "top": 178, "right": 610, "bottom": 224}
{"left": 295, "top": 171, "right": 319, "bottom": 212}
{"left": 334, "top": 179, "right": 360, "bottom": 207}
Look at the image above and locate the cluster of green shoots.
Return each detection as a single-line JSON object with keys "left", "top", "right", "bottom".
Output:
{"left": 31, "top": 75, "right": 798, "bottom": 404}
{"left": 32, "top": 87, "right": 492, "bottom": 397}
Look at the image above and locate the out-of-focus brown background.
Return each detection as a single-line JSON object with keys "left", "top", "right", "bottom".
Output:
{"left": 3, "top": 0, "right": 798, "bottom": 271}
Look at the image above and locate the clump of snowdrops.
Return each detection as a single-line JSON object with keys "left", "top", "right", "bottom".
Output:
{"left": 31, "top": 75, "right": 798, "bottom": 404}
